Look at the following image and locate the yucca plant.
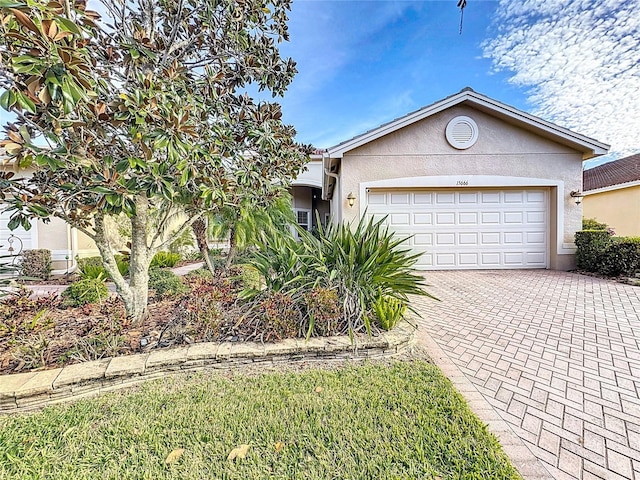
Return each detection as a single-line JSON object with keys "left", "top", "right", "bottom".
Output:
{"left": 242, "top": 231, "right": 315, "bottom": 299}
{"left": 310, "top": 214, "right": 434, "bottom": 334}
{"left": 247, "top": 213, "right": 435, "bottom": 335}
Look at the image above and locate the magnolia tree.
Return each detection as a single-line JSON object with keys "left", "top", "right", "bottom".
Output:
{"left": 0, "top": 0, "right": 310, "bottom": 321}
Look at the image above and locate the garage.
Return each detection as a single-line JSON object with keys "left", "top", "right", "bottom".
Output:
{"left": 366, "top": 188, "right": 548, "bottom": 270}
{"left": 320, "top": 88, "right": 609, "bottom": 271}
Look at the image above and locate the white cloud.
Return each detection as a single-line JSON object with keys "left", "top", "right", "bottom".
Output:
{"left": 482, "top": 0, "right": 640, "bottom": 158}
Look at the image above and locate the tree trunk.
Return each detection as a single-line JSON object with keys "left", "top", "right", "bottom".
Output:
{"left": 192, "top": 217, "right": 215, "bottom": 275}
{"left": 93, "top": 196, "right": 152, "bottom": 323}
{"left": 225, "top": 226, "right": 237, "bottom": 270}
{"left": 127, "top": 195, "right": 152, "bottom": 322}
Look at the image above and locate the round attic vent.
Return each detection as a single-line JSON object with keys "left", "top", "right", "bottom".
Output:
{"left": 445, "top": 116, "right": 478, "bottom": 150}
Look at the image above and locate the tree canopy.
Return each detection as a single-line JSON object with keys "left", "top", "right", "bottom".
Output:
{"left": 0, "top": 0, "right": 310, "bottom": 320}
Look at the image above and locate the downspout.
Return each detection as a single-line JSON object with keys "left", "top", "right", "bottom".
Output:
{"left": 323, "top": 151, "right": 339, "bottom": 198}
{"left": 323, "top": 150, "right": 341, "bottom": 224}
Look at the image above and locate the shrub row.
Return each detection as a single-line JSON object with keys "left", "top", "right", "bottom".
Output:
{"left": 575, "top": 230, "right": 640, "bottom": 276}
{"left": 20, "top": 249, "right": 52, "bottom": 280}
{"left": 77, "top": 251, "right": 181, "bottom": 280}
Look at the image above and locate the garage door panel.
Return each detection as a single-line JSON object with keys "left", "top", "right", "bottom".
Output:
{"left": 367, "top": 192, "right": 387, "bottom": 205}
{"left": 436, "top": 192, "right": 455, "bottom": 204}
{"left": 366, "top": 188, "right": 548, "bottom": 270}
{"left": 414, "top": 233, "right": 433, "bottom": 246}
{"left": 458, "top": 212, "right": 478, "bottom": 224}
{"left": 459, "top": 252, "right": 479, "bottom": 266}
{"left": 504, "top": 191, "right": 524, "bottom": 203}
{"left": 459, "top": 192, "right": 478, "bottom": 203}
{"left": 481, "top": 252, "right": 501, "bottom": 266}
{"left": 390, "top": 213, "right": 410, "bottom": 225}
{"left": 527, "top": 211, "right": 545, "bottom": 223}
{"left": 481, "top": 232, "right": 501, "bottom": 245}
{"left": 414, "top": 213, "right": 432, "bottom": 225}
{"left": 481, "top": 212, "right": 501, "bottom": 224}
{"left": 435, "top": 212, "right": 455, "bottom": 225}
{"left": 435, "top": 253, "right": 456, "bottom": 266}
{"left": 413, "top": 193, "right": 433, "bottom": 204}
{"left": 504, "top": 211, "right": 524, "bottom": 224}
{"left": 504, "top": 252, "right": 524, "bottom": 265}
{"left": 527, "top": 191, "right": 546, "bottom": 202}
{"left": 481, "top": 192, "right": 501, "bottom": 203}
{"left": 458, "top": 232, "right": 479, "bottom": 245}
{"left": 436, "top": 233, "right": 455, "bottom": 245}
{"left": 390, "top": 193, "right": 409, "bottom": 205}
{"left": 504, "top": 232, "right": 523, "bottom": 244}
{"left": 527, "top": 252, "right": 547, "bottom": 265}
{"left": 527, "top": 232, "right": 545, "bottom": 244}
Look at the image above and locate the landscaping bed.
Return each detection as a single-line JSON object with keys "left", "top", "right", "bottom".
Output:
{"left": 0, "top": 269, "right": 378, "bottom": 375}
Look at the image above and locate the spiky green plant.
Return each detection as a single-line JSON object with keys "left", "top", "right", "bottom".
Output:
{"left": 247, "top": 214, "right": 435, "bottom": 334}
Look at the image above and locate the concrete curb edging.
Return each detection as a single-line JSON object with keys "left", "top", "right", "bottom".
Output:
{"left": 417, "top": 329, "right": 554, "bottom": 480}
{"left": 0, "top": 321, "right": 417, "bottom": 414}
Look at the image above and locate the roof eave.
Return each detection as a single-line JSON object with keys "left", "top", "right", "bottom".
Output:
{"left": 326, "top": 89, "right": 610, "bottom": 160}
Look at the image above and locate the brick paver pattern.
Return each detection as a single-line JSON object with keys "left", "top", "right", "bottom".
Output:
{"left": 412, "top": 270, "right": 640, "bottom": 480}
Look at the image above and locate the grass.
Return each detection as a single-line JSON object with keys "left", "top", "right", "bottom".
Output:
{"left": 0, "top": 361, "right": 522, "bottom": 480}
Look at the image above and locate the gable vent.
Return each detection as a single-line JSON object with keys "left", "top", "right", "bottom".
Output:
{"left": 446, "top": 116, "right": 478, "bottom": 150}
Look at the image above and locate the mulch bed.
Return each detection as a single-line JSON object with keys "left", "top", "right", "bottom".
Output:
{"left": 0, "top": 272, "right": 357, "bottom": 375}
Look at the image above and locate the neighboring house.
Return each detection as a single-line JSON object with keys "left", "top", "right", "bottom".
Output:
{"left": 321, "top": 88, "right": 609, "bottom": 270}
{"left": 582, "top": 154, "right": 640, "bottom": 237}
{"left": 2, "top": 87, "right": 610, "bottom": 271}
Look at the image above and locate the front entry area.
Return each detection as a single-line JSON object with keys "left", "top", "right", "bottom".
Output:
{"left": 365, "top": 188, "right": 549, "bottom": 270}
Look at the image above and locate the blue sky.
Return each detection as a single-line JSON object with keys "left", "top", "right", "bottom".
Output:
{"left": 270, "top": 0, "right": 640, "bottom": 167}
{"left": 2, "top": 0, "right": 639, "bottom": 167}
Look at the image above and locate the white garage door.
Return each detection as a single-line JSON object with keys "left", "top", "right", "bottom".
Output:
{"left": 366, "top": 188, "right": 548, "bottom": 270}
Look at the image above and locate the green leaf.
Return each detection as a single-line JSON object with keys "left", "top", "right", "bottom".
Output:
{"left": 7, "top": 216, "right": 22, "bottom": 231}
{"left": 57, "top": 17, "right": 81, "bottom": 34}
{"left": 0, "top": 90, "right": 16, "bottom": 111}
{"left": 15, "top": 91, "right": 36, "bottom": 113}
{"left": 0, "top": 0, "right": 26, "bottom": 7}
{"left": 91, "top": 186, "right": 113, "bottom": 195}
{"left": 29, "top": 205, "right": 49, "bottom": 217}
{"left": 115, "top": 159, "right": 130, "bottom": 173}
{"left": 45, "top": 70, "right": 62, "bottom": 87}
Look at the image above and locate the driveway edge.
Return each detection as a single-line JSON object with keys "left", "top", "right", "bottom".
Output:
{"left": 417, "top": 328, "right": 555, "bottom": 480}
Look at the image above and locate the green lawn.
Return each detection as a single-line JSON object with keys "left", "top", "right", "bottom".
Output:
{"left": 0, "top": 361, "right": 521, "bottom": 480}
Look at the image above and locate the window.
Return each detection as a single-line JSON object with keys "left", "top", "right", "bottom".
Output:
{"left": 295, "top": 209, "right": 311, "bottom": 231}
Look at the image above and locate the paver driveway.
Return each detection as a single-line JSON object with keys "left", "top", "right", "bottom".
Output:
{"left": 412, "top": 270, "right": 640, "bottom": 480}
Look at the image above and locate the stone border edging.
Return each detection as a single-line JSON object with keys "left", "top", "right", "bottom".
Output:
{"left": 417, "top": 329, "right": 554, "bottom": 480}
{"left": 0, "top": 320, "right": 417, "bottom": 413}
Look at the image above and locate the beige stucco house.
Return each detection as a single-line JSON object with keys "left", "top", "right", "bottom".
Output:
{"left": 582, "top": 154, "right": 640, "bottom": 237}
{"left": 321, "top": 88, "right": 609, "bottom": 270}
{"left": 2, "top": 88, "right": 610, "bottom": 271}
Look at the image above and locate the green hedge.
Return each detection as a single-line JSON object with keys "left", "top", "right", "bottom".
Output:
{"left": 602, "top": 237, "right": 640, "bottom": 276}
{"left": 575, "top": 230, "right": 640, "bottom": 276}
{"left": 575, "top": 230, "right": 612, "bottom": 272}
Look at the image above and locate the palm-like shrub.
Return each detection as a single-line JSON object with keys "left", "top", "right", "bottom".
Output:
{"left": 248, "top": 214, "right": 434, "bottom": 334}
{"left": 311, "top": 215, "right": 432, "bottom": 332}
